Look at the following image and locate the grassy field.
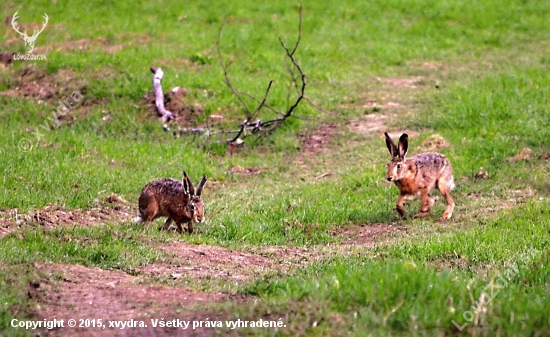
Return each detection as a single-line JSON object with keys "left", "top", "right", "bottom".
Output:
{"left": 1, "top": 0, "right": 550, "bottom": 336}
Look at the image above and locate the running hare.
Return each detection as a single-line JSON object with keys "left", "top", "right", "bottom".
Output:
{"left": 384, "top": 132, "right": 455, "bottom": 220}
{"left": 135, "top": 171, "right": 207, "bottom": 234}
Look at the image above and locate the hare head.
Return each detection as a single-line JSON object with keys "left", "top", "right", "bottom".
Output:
{"left": 182, "top": 171, "right": 207, "bottom": 224}
{"left": 385, "top": 132, "right": 409, "bottom": 183}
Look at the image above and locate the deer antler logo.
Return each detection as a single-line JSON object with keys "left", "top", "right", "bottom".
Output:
{"left": 12, "top": 11, "right": 49, "bottom": 54}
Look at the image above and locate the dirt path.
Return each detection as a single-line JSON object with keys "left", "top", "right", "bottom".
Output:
{"left": 0, "top": 197, "right": 133, "bottom": 238}
{"left": 33, "top": 263, "right": 231, "bottom": 337}
{"left": 21, "top": 223, "right": 405, "bottom": 337}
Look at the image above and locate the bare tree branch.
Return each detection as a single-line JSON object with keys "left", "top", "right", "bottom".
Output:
{"left": 216, "top": 21, "right": 251, "bottom": 119}
{"left": 290, "top": 0, "right": 303, "bottom": 56}
{"left": 155, "top": 0, "right": 329, "bottom": 148}
{"left": 304, "top": 95, "right": 350, "bottom": 123}
{"left": 212, "top": 3, "right": 309, "bottom": 144}
{"left": 274, "top": 0, "right": 306, "bottom": 124}
{"left": 249, "top": 80, "right": 273, "bottom": 122}
{"left": 278, "top": 36, "right": 305, "bottom": 120}
{"left": 231, "top": 89, "right": 285, "bottom": 117}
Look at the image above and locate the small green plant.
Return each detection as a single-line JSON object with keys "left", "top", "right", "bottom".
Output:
{"left": 189, "top": 53, "right": 212, "bottom": 65}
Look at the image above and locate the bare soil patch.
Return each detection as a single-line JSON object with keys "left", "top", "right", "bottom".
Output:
{"left": 293, "top": 123, "right": 341, "bottom": 172}
{"left": 348, "top": 115, "right": 419, "bottom": 138}
{"left": 0, "top": 51, "right": 14, "bottom": 66}
{"left": 228, "top": 165, "right": 268, "bottom": 176}
{"left": 331, "top": 223, "right": 408, "bottom": 247}
{"left": 1, "top": 65, "right": 118, "bottom": 126}
{"left": 341, "top": 99, "right": 406, "bottom": 114}
{"left": 462, "top": 188, "right": 537, "bottom": 217}
{"left": 33, "top": 37, "right": 110, "bottom": 54}
{"left": 0, "top": 196, "right": 134, "bottom": 238}
{"left": 379, "top": 76, "right": 427, "bottom": 89}
{"left": 348, "top": 114, "right": 389, "bottom": 134}
{"left": 8, "top": 219, "right": 405, "bottom": 336}
{"left": 384, "top": 129, "right": 421, "bottom": 139}
{"left": 141, "top": 242, "right": 313, "bottom": 282}
{"left": 141, "top": 223, "right": 406, "bottom": 283}
{"left": 297, "top": 123, "right": 340, "bottom": 156}
{"left": 1, "top": 66, "right": 87, "bottom": 104}
{"left": 33, "top": 262, "right": 227, "bottom": 337}
{"left": 341, "top": 76, "right": 431, "bottom": 114}
{"left": 342, "top": 75, "right": 433, "bottom": 140}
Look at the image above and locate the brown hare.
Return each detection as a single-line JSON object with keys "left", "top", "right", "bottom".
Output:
{"left": 384, "top": 132, "right": 455, "bottom": 221}
{"left": 135, "top": 171, "right": 207, "bottom": 234}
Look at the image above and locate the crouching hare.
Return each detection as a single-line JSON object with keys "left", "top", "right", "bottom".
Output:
{"left": 135, "top": 171, "right": 207, "bottom": 234}
{"left": 384, "top": 132, "right": 455, "bottom": 221}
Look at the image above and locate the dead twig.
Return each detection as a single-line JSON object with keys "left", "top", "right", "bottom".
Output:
{"left": 216, "top": 0, "right": 313, "bottom": 144}
{"left": 304, "top": 95, "right": 350, "bottom": 123}
{"left": 216, "top": 21, "right": 252, "bottom": 120}
{"left": 156, "top": 1, "right": 329, "bottom": 148}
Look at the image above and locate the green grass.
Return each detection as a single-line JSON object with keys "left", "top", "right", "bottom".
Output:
{"left": 383, "top": 203, "right": 550, "bottom": 273}
{"left": 416, "top": 68, "right": 550, "bottom": 174}
{"left": 1, "top": 0, "right": 550, "bottom": 335}
{"left": 0, "top": 224, "right": 174, "bottom": 270}
{"left": 236, "top": 203, "right": 550, "bottom": 335}
{"left": 0, "top": 265, "right": 42, "bottom": 337}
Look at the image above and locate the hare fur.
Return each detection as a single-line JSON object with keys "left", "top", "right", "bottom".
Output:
{"left": 384, "top": 132, "right": 455, "bottom": 221}
{"left": 135, "top": 171, "right": 207, "bottom": 234}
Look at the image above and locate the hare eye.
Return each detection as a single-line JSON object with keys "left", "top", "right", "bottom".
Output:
{"left": 397, "top": 164, "right": 402, "bottom": 169}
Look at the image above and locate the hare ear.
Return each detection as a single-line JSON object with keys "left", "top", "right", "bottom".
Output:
{"left": 182, "top": 171, "right": 190, "bottom": 195}
{"left": 196, "top": 175, "right": 207, "bottom": 197}
{"left": 186, "top": 173, "right": 195, "bottom": 196}
{"left": 385, "top": 132, "right": 399, "bottom": 159}
{"left": 398, "top": 133, "right": 409, "bottom": 159}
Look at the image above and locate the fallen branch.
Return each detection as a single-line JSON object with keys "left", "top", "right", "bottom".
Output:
{"left": 150, "top": 67, "right": 174, "bottom": 123}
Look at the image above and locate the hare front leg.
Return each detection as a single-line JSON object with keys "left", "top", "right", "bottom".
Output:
{"left": 413, "top": 191, "right": 434, "bottom": 219}
{"left": 161, "top": 218, "right": 173, "bottom": 231}
{"left": 396, "top": 194, "right": 406, "bottom": 218}
{"left": 175, "top": 221, "right": 193, "bottom": 234}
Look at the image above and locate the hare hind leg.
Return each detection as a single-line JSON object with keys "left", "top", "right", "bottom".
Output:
{"left": 139, "top": 192, "right": 159, "bottom": 227}
{"left": 141, "top": 204, "right": 159, "bottom": 227}
{"left": 437, "top": 180, "right": 454, "bottom": 221}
